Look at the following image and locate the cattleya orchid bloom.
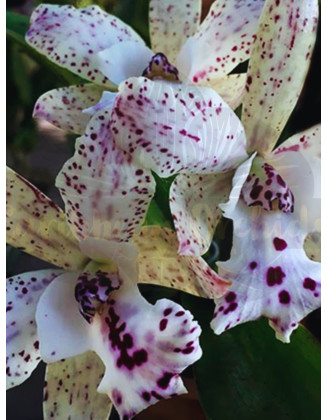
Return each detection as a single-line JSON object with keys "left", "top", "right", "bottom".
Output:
{"left": 208, "top": 0, "right": 321, "bottom": 342}
{"left": 26, "top": 0, "right": 265, "bottom": 135}
{"left": 6, "top": 156, "right": 232, "bottom": 418}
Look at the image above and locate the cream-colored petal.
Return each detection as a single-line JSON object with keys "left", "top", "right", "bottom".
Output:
{"left": 33, "top": 84, "right": 104, "bottom": 135}
{"left": 6, "top": 167, "right": 87, "bottom": 270}
{"left": 149, "top": 0, "right": 201, "bottom": 65}
{"left": 304, "top": 232, "right": 321, "bottom": 262}
{"left": 134, "top": 226, "right": 230, "bottom": 298}
{"left": 44, "top": 351, "right": 112, "bottom": 420}
{"left": 243, "top": 0, "right": 319, "bottom": 154}
{"left": 200, "top": 73, "right": 247, "bottom": 110}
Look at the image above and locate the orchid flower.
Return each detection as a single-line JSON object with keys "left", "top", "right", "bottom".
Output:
{"left": 26, "top": 0, "right": 265, "bottom": 135}
{"left": 208, "top": 0, "right": 321, "bottom": 342}
{"left": 7, "top": 156, "right": 236, "bottom": 419}
{"left": 6, "top": 98, "right": 232, "bottom": 417}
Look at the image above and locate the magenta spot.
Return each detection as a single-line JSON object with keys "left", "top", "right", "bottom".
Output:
{"left": 106, "top": 307, "right": 147, "bottom": 370}
{"left": 303, "top": 277, "right": 316, "bottom": 291}
{"left": 273, "top": 237, "right": 287, "bottom": 251}
{"left": 163, "top": 308, "right": 172, "bottom": 316}
{"left": 157, "top": 372, "right": 174, "bottom": 389}
{"left": 266, "top": 266, "right": 285, "bottom": 286}
{"left": 279, "top": 290, "right": 291, "bottom": 304}
{"left": 225, "top": 292, "right": 236, "bottom": 303}
{"left": 142, "top": 391, "right": 151, "bottom": 402}
{"left": 133, "top": 349, "right": 148, "bottom": 366}
{"left": 182, "top": 347, "right": 194, "bottom": 354}
{"left": 159, "top": 319, "right": 168, "bottom": 331}
{"left": 249, "top": 261, "right": 258, "bottom": 270}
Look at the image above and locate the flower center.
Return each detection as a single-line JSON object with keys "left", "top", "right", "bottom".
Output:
{"left": 241, "top": 157, "right": 294, "bottom": 213}
{"left": 75, "top": 270, "right": 121, "bottom": 323}
{"left": 142, "top": 53, "right": 180, "bottom": 82}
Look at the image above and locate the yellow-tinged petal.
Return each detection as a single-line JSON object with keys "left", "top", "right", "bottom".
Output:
{"left": 134, "top": 226, "right": 230, "bottom": 298}
{"left": 149, "top": 0, "right": 201, "bottom": 65}
{"left": 6, "top": 167, "right": 87, "bottom": 270}
{"left": 243, "top": 0, "right": 319, "bottom": 155}
{"left": 199, "top": 73, "right": 247, "bottom": 110}
{"left": 304, "top": 231, "right": 321, "bottom": 262}
{"left": 44, "top": 351, "right": 112, "bottom": 420}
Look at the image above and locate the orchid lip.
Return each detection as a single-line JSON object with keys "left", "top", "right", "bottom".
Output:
{"left": 241, "top": 159, "right": 295, "bottom": 213}
{"left": 142, "top": 53, "right": 180, "bottom": 82}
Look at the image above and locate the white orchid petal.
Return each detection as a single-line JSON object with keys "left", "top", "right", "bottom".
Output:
{"left": 36, "top": 272, "right": 202, "bottom": 418}
{"left": 96, "top": 41, "right": 154, "bottom": 85}
{"left": 177, "top": 0, "right": 265, "bottom": 82}
{"left": 111, "top": 77, "right": 247, "bottom": 177}
{"left": 83, "top": 91, "right": 117, "bottom": 115}
{"left": 270, "top": 124, "right": 321, "bottom": 234}
{"left": 6, "top": 270, "right": 63, "bottom": 389}
{"left": 213, "top": 200, "right": 321, "bottom": 342}
{"left": 26, "top": 4, "right": 145, "bottom": 87}
{"left": 56, "top": 111, "right": 156, "bottom": 242}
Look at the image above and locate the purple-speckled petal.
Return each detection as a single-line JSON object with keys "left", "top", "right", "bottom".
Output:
{"left": 242, "top": 156, "right": 294, "bottom": 213}
{"left": 56, "top": 110, "right": 156, "bottom": 242}
{"left": 44, "top": 352, "right": 112, "bottom": 420}
{"left": 6, "top": 167, "right": 87, "bottom": 271}
{"left": 213, "top": 199, "right": 321, "bottom": 342}
{"left": 33, "top": 84, "right": 104, "bottom": 134}
{"left": 134, "top": 226, "right": 230, "bottom": 298}
{"left": 36, "top": 272, "right": 202, "bottom": 418}
{"left": 83, "top": 91, "right": 117, "bottom": 115}
{"left": 242, "top": 0, "right": 319, "bottom": 154}
{"left": 149, "top": 0, "right": 201, "bottom": 65}
{"left": 270, "top": 124, "right": 321, "bottom": 234}
{"left": 170, "top": 172, "right": 234, "bottom": 256}
{"left": 110, "top": 77, "right": 247, "bottom": 177}
{"left": 26, "top": 4, "right": 145, "bottom": 87}
{"left": 6, "top": 269, "right": 63, "bottom": 389}
{"left": 176, "top": 0, "right": 265, "bottom": 83}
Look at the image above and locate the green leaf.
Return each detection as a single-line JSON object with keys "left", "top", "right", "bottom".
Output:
{"left": 6, "top": 11, "right": 83, "bottom": 85}
{"left": 143, "top": 172, "right": 175, "bottom": 228}
{"left": 143, "top": 199, "right": 172, "bottom": 228}
{"left": 182, "top": 294, "right": 321, "bottom": 420}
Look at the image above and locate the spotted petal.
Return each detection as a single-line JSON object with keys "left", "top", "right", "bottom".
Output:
{"left": 134, "top": 226, "right": 230, "bottom": 298}
{"left": 269, "top": 125, "right": 321, "bottom": 234}
{"left": 6, "top": 269, "right": 63, "bottom": 389}
{"left": 199, "top": 73, "right": 247, "bottom": 110}
{"left": 170, "top": 172, "right": 234, "bottom": 256}
{"left": 111, "top": 77, "right": 247, "bottom": 177}
{"left": 243, "top": 0, "right": 319, "bottom": 154}
{"left": 6, "top": 167, "right": 87, "bottom": 270}
{"left": 56, "top": 110, "right": 156, "bottom": 242}
{"left": 213, "top": 200, "right": 321, "bottom": 342}
{"left": 36, "top": 273, "right": 202, "bottom": 418}
{"left": 26, "top": 4, "right": 145, "bottom": 87}
{"left": 176, "top": 0, "right": 265, "bottom": 83}
{"left": 33, "top": 84, "right": 104, "bottom": 134}
{"left": 44, "top": 351, "right": 112, "bottom": 420}
{"left": 149, "top": 0, "right": 201, "bottom": 65}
